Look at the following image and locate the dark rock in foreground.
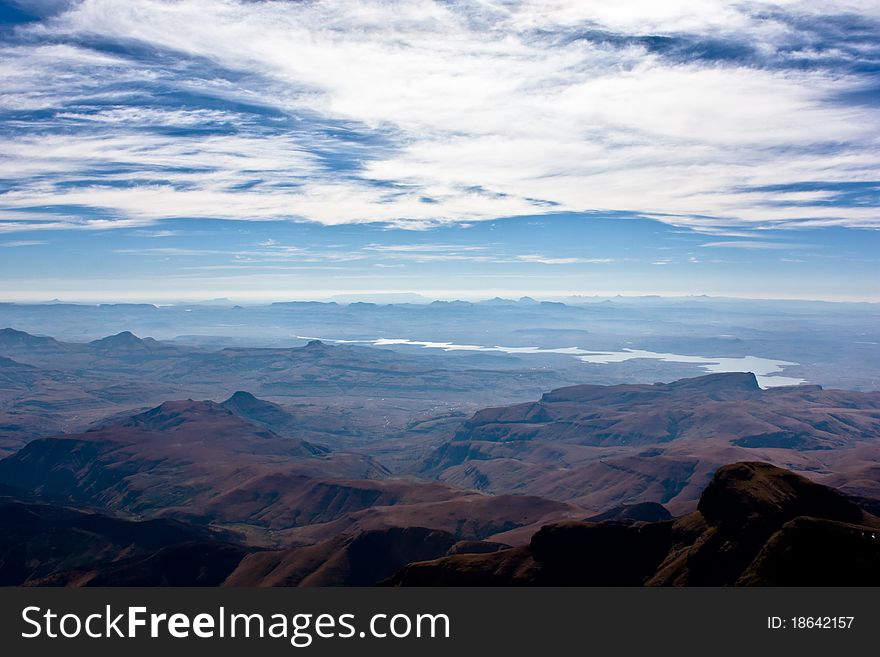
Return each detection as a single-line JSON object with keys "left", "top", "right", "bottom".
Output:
{"left": 0, "top": 495, "right": 248, "bottom": 586}
{"left": 385, "top": 462, "right": 880, "bottom": 586}
{"left": 584, "top": 501, "right": 672, "bottom": 524}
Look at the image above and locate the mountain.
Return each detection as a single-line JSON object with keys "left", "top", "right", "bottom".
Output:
{"left": 0, "top": 327, "right": 591, "bottom": 470}
{"left": 0, "top": 397, "right": 388, "bottom": 541}
{"left": 31, "top": 541, "right": 250, "bottom": 587}
{"left": 328, "top": 293, "right": 431, "bottom": 304}
{"left": 6, "top": 461, "right": 877, "bottom": 587}
{"left": 480, "top": 297, "right": 518, "bottom": 306}
{"left": 0, "top": 327, "right": 68, "bottom": 355}
{"left": 386, "top": 462, "right": 880, "bottom": 586}
{"left": 225, "top": 527, "right": 512, "bottom": 587}
{"left": 1, "top": 323, "right": 878, "bottom": 587}
{"left": 279, "top": 490, "right": 582, "bottom": 546}
{"left": 217, "top": 389, "right": 381, "bottom": 449}
{"left": 0, "top": 494, "right": 247, "bottom": 586}
{"left": 424, "top": 373, "right": 880, "bottom": 513}
{"left": 584, "top": 502, "right": 672, "bottom": 523}
{"left": 89, "top": 331, "right": 168, "bottom": 353}
{"left": 226, "top": 527, "right": 459, "bottom": 587}
{"left": 117, "top": 399, "right": 326, "bottom": 458}
{"left": 0, "top": 392, "right": 581, "bottom": 548}
{"left": 221, "top": 389, "right": 294, "bottom": 421}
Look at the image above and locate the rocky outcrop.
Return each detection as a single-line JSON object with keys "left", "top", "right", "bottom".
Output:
{"left": 387, "top": 462, "right": 880, "bottom": 586}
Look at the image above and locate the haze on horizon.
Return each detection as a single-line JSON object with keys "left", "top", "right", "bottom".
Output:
{"left": 1, "top": 1, "right": 878, "bottom": 302}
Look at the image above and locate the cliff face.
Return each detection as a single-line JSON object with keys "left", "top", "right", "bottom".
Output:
{"left": 386, "top": 462, "right": 880, "bottom": 587}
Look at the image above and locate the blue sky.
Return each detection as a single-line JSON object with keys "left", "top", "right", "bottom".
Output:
{"left": 0, "top": 0, "right": 878, "bottom": 301}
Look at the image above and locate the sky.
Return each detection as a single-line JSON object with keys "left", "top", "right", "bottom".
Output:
{"left": 0, "top": 0, "right": 878, "bottom": 302}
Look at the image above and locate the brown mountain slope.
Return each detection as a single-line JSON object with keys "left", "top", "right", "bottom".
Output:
{"left": 0, "top": 394, "right": 581, "bottom": 547}
{"left": 225, "top": 527, "right": 459, "bottom": 587}
{"left": 386, "top": 462, "right": 880, "bottom": 586}
{"left": 423, "top": 373, "right": 880, "bottom": 514}
{"left": 0, "top": 398, "right": 391, "bottom": 541}
{"left": 278, "top": 491, "right": 582, "bottom": 545}
{"left": 0, "top": 495, "right": 248, "bottom": 586}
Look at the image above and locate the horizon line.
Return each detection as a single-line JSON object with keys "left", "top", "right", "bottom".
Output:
{"left": 1, "top": 293, "right": 878, "bottom": 306}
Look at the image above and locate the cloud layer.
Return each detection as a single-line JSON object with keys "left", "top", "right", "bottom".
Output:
{"left": 1, "top": 0, "right": 879, "bottom": 232}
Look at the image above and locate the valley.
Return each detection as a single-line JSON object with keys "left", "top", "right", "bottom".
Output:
{"left": 0, "top": 298, "right": 878, "bottom": 586}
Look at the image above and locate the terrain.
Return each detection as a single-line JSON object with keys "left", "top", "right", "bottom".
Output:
{"left": 0, "top": 299, "right": 877, "bottom": 586}
{"left": 387, "top": 462, "right": 880, "bottom": 586}
{"left": 4, "top": 461, "right": 878, "bottom": 587}
{"left": 0, "top": 390, "right": 580, "bottom": 548}
{"left": 0, "top": 493, "right": 249, "bottom": 586}
{"left": 425, "top": 373, "right": 880, "bottom": 514}
{"left": 0, "top": 326, "right": 585, "bottom": 462}
{"left": 1, "top": 297, "right": 878, "bottom": 392}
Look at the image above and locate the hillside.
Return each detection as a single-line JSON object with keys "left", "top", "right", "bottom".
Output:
{"left": 424, "top": 373, "right": 880, "bottom": 513}
{"left": 387, "top": 462, "right": 880, "bottom": 586}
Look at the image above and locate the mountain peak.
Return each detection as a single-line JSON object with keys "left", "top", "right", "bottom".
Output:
{"left": 89, "top": 331, "right": 164, "bottom": 352}
{"left": 386, "top": 461, "right": 880, "bottom": 587}
{"left": 0, "top": 328, "right": 68, "bottom": 356}
{"left": 664, "top": 372, "right": 760, "bottom": 395}
{"left": 220, "top": 390, "right": 287, "bottom": 417}
{"left": 301, "top": 339, "right": 331, "bottom": 352}
{"left": 225, "top": 390, "right": 259, "bottom": 404}
{"left": 122, "top": 399, "right": 227, "bottom": 428}
{"left": 698, "top": 461, "right": 863, "bottom": 530}
{"left": 0, "top": 327, "right": 63, "bottom": 345}
{"left": 0, "top": 328, "right": 31, "bottom": 338}
{"left": 91, "top": 330, "right": 144, "bottom": 345}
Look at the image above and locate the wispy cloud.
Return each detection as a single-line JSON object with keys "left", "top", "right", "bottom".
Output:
{"left": 115, "top": 242, "right": 367, "bottom": 263}
{"left": 515, "top": 254, "right": 613, "bottom": 264}
{"left": 0, "top": 0, "right": 878, "bottom": 233}
{"left": 701, "top": 240, "right": 808, "bottom": 250}
{"left": 364, "top": 243, "right": 488, "bottom": 253}
{"left": 0, "top": 239, "right": 47, "bottom": 247}
{"left": 132, "top": 229, "right": 181, "bottom": 238}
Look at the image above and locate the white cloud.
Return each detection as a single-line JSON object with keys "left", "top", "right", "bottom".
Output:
{"left": 0, "top": 239, "right": 47, "bottom": 247}
{"left": 0, "top": 0, "right": 878, "bottom": 231}
{"left": 701, "top": 240, "right": 808, "bottom": 249}
{"left": 364, "top": 243, "right": 487, "bottom": 252}
{"left": 516, "top": 254, "right": 613, "bottom": 264}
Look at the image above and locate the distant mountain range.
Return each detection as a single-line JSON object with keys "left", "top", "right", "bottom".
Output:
{"left": 0, "top": 328, "right": 587, "bottom": 459}
{"left": 2, "top": 295, "right": 878, "bottom": 392}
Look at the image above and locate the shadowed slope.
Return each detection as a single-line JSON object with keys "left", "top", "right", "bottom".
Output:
{"left": 0, "top": 496, "right": 248, "bottom": 586}
{"left": 387, "top": 462, "right": 880, "bottom": 586}
{"left": 226, "top": 527, "right": 458, "bottom": 587}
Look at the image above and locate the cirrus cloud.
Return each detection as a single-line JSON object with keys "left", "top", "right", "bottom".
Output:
{"left": 0, "top": 0, "right": 878, "bottom": 233}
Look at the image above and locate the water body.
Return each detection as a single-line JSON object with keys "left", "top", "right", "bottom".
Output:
{"left": 297, "top": 336, "right": 806, "bottom": 389}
